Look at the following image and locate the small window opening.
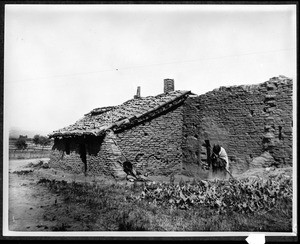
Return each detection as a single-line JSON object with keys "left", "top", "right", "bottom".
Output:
{"left": 279, "top": 126, "right": 283, "bottom": 140}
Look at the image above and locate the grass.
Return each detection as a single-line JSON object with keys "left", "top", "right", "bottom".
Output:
{"left": 36, "top": 177, "right": 293, "bottom": 232}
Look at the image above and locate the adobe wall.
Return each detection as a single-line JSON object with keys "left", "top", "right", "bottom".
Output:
{"left": 115, "top": 104, "right": 184, "bottom": 176}
{"left": 182, "top": 76, "right": 293, "bottom": 174}
{"left": 85, "top": 130, "right": 127, "bottom": 179}
{"left": 49, "top": 136, "right": 106, "bottom": 174}
{"left": 49, "top": 104, "right": 184, "bottom": 178}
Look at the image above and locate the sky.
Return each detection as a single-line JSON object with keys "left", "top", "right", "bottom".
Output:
{"left": 4, "top": 4, "right": 297, "bottom": 137}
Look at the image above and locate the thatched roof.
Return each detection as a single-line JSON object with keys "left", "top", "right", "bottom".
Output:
{"left": 49, "top": 90, "right": 191, "bottom": 138}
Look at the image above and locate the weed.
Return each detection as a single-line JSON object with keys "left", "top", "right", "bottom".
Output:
{"left": 179, "top": 177, "right": 185, "bottom": 187}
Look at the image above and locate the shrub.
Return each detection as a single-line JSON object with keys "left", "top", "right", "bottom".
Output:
{"left": 15, "top": 138, "right": 27, "bottom": 150}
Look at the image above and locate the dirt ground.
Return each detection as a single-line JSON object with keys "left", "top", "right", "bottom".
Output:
{"left": 7, "top": 158, "right": 293, "bottom": 232}
{"left": 8, "top": 158, "right": 106, "bottom": 231}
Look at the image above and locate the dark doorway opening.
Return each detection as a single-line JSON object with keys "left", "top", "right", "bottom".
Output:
{"left": 79, "top": 143, "right": 87, "bottom": 173}
{"left": 65, "top": 139, "right": 70, "bottom": 155}
{"left": 201, "top": 140, "right": 211, "bottom": 170}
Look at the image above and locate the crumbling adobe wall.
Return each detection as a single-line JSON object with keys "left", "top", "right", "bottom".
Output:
{"left": 182, "top": 76, "right": 293, "bottom": 174}
{"left": 49, "top": 136, "right": 105, "bottom": 175}
{"left": 115, "top": 105, "right": 184, "bottom": 176}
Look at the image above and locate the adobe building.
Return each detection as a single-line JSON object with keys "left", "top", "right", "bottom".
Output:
{"left": 48, "top": 76, "right": 293, "bottom": 179}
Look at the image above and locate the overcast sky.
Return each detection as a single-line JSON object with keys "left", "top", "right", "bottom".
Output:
{"left": 4, "top": 4, "right": 296, "bottom": 136}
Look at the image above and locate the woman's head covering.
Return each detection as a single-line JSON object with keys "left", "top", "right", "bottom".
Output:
{"left": 213, "top": 144, "right": 221, "bottom": 154}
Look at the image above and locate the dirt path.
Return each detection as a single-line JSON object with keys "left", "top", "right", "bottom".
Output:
{"left": 8, "top": 158, "right": 116, "bottom": 231}
{"left": 8, "top": 158, "right": 64, "bottom": 231}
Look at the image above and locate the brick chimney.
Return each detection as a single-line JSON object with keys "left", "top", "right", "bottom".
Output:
{"left": 164, "top": 79, "right": 174, "bottom": 93}
{"left": 134, "top": 86, "right": 141, "bottom": 99}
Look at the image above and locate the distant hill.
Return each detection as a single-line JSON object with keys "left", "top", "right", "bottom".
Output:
{"left": 9, "top": 127, "right": 51, "bottom": 139}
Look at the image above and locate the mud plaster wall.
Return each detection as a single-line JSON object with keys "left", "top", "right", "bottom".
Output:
{"left": 115, "top": 105, "right": 184, "bottom": 176}
{"left": 182, "top": 77, "right": 293, "bottom": 174}
{"left": 88, "top": 130, "right": 134, "bottom": 179}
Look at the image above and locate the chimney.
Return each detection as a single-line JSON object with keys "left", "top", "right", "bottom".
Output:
{"left": 134, "top": 86, "right": 141, "bottom": 99}
{"left": 164, "top": 79, "right": 174, "bottom": 93}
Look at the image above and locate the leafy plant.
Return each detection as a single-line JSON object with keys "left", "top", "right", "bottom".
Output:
{"left": 139, "top": 175, "right": 292, "bottom": 214}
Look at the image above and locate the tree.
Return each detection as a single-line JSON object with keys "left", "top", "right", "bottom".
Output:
{"left": 39, "top": 136, "right": 51, "bottom": 148}
{"left": 33, "top": 134, "right": 40, "bottom": 145}
{"left": 15, "top": 137, "right": 27, "bottom": 150}
{"left": 33, "top": 134, "right": 51, "bottom": 149}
